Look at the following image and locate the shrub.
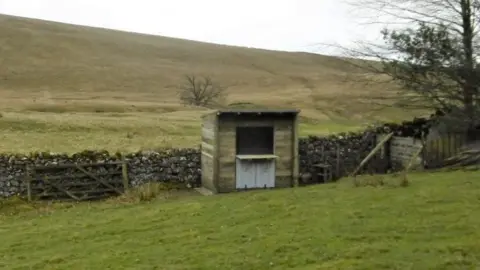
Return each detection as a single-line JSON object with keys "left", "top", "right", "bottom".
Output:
{"left": 120, "top": 182, "right": 183, "bottom": 203}
{"left": 353, "top": 175, "right": 386, "bottom": 187}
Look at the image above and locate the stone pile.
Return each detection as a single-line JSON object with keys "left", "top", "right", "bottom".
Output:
{"left": 366, "top": 117, "right": 433, "bottom": 139}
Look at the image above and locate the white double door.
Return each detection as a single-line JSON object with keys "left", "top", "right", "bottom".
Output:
{"left": 235, "top": 158, "right": 275, "bottom": 189}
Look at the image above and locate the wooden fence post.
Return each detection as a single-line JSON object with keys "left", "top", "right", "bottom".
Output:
{"left": 122, "top": 159, "right": 129, "bottom": 192}
{"left": 25, "top": 164, "right": 32, "bottom": 202}
{"left": 336, "top": 144, "right": 341, "bottom": 178}
{"left": 400, "top": 144, "right": 426, "bottom": 186}
{"left": 349, "top": 132, "right": 394, "bottom": 177}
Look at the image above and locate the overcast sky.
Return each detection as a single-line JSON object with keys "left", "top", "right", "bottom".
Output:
{"left": 0, "top": 0, "right": 385, "bottom": 53}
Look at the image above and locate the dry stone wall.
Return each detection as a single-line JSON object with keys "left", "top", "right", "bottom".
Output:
{"left": 0, "top": 118, "right": 436, "bottom": 198}
{"left": 299, "top": 131, "right": 377, "bottom": 182}
{"left": 0, "top": 135, "right": 382, "bottom": 198}
{"left": 0, "top": 149, "right": 201, "bottom": 198}
{"left": 297, "top": 115, "right": 441, "bottom": 181}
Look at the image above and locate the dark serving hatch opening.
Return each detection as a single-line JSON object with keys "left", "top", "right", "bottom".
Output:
{"left": 236, "top": 126, "right": 274, "bottom": 155}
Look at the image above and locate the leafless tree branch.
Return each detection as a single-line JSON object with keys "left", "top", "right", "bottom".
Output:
{"left": 328, "top": 0, "right": 480, "bottom": 135}
{"left": 177, "top": 74, "right": 227, "bottom": 108}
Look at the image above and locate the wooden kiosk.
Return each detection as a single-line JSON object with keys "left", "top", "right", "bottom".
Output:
{"left": 200, "top": 109, "right": 300, "bottom": 193}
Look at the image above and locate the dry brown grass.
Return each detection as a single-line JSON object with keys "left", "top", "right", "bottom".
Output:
{"left": 0, "top": 14, "right": 427, "bottom": 153}
{"left": 115, "top": 182, "right": 199, "bottom": 204}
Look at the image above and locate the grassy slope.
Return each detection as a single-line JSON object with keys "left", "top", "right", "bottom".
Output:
{"left": 0, "top": 14, "right": 425, "bottom": 153}
{"left": 1, "top": 14, "right": 477, "bottom": 270}
{"left": 1, "top": 171, "right": 479, "bottom": 269}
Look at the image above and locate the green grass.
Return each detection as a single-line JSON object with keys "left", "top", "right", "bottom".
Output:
{"left": 1, "top": 170, "right": 479, "bottom": 269}
{"left": 0, "top": 102, "right": 425, "bottom": 154}
{"left": 0, "top": 112, "right": 402, "bottom": 154}
{"left": 0, "top": 13, "right": 475, "bottom": 270}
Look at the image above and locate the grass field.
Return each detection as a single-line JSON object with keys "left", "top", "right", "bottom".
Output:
{"left": 0, "top": 14, "right": 426, "bottom": 154}
{"left": 1, "top": 170, "right": 479, "bottom": 269}
{"left": 0, "top": 14, "right": 477, "bottom": 270}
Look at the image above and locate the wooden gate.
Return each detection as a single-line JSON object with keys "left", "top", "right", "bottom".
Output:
{"left": 25, "top": 161, "right": 129, "bottom": 201}
{"left": 423, "top": 133, "right": 467, "bottom": 168}
{"left": 374, "top": 133, "right": 470, "bottom": 170}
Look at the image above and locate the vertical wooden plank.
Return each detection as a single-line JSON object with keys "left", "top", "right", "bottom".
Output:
{"left": 429, "top": 138, "right": 433, "bottom": 167}
{"left": 336, "top": 144, "right": 340, "bottom": 179}
{"left": 452, "top": 133, "right": 457, "bottom": 155}
{"left": 457, "top": 133, "right": 462, "bottom": 152}
{"left": 292, "top": 114, "right": 299, "bottom": 187}
{"left": 31, "top": 167, "right": 38, "bottom": 201}
{"left": 447, "top": 134, "right": 452, "bottom": 157}
{"left": 439, "top": 137, "right": 444, "bottom": 162}
{"left": 453, "top": 134, "right": 457, "bottom": 154}
{"left": 445, "top": 134, "right": 450, "bottom": 157}
{"left": 449, "top": 134, "right": 455, "bottom": 156}
{"left": 456, "top": 134, "right": 460, "bottom": 154}
{"left": 213, "top": 114, "right": 221, "bottom": 191}
{"left": 422, "top": 139, "right": 427, "bottom": 167}
{"left": 426, "top": 139, "right": 432, "bottom": 167}
{"left": 25, "top": 164, "right": 32, "bottom": 202}
{"left": 448, "top": 134, "right": 452, "bottom": 157}
{"left": 445, "top": 136, "right": 449, "bottom": 161}
{"left": 442, "top": 136, "right": 446, "bottom": 163}
{"left": 445, "top": 136, "right": 448, "bottom": 160}
{"left": 421, "top": 137, "right": 425, "bottom": 168}
{"left": 444, "top": 136, "right": 448, "bottom": 160}
{"left": 439, "top": 137, "right": 443, "bottom": 166}
{"left": 456, "top": 134, "right": 462, "bottom": 153}
{"left": 122, "top": 159, "right": 129, "bottom": 191}
{"left": 440, "top": 137, "right": 445, "bottom": 166}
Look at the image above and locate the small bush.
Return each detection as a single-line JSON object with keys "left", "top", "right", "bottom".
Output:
{"left": 353, "top": 175, "right": 386, "bottom": 187}
{"left": 120, "top": 182, "right": 183, "bottom": 203}
{"left": 353, "top": 173, "right": 412, "bottom": 188}
{"left": 399, "top": 172, "right": 410, "bottom": 187}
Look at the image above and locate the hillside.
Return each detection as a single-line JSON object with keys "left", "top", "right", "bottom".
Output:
{"left": 1, "top": 171, "right": 479, "bottom": 269}
{"left": 0, "top": 14, "right": 423, "bottom": 153}
{"left": 0, "top": 14, "right": 361, "bottom": 105}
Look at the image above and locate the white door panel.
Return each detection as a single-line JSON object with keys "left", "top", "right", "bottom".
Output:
{"left": 236, "top": 158, "right": 276, "bottom": 189}
{"left": 236, "top": 159, "right": 256, "bottom": 189}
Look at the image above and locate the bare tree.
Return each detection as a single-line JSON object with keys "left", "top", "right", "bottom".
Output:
{"left": 334, "top": 0, "right": 480, "bottom": 138}
{"left": 177, "top": 74, "right": 227, "bottom": 108}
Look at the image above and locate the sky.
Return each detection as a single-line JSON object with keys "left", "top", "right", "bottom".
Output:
{"left": 0, "top": 0, "right": 385, "bottom": 53}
